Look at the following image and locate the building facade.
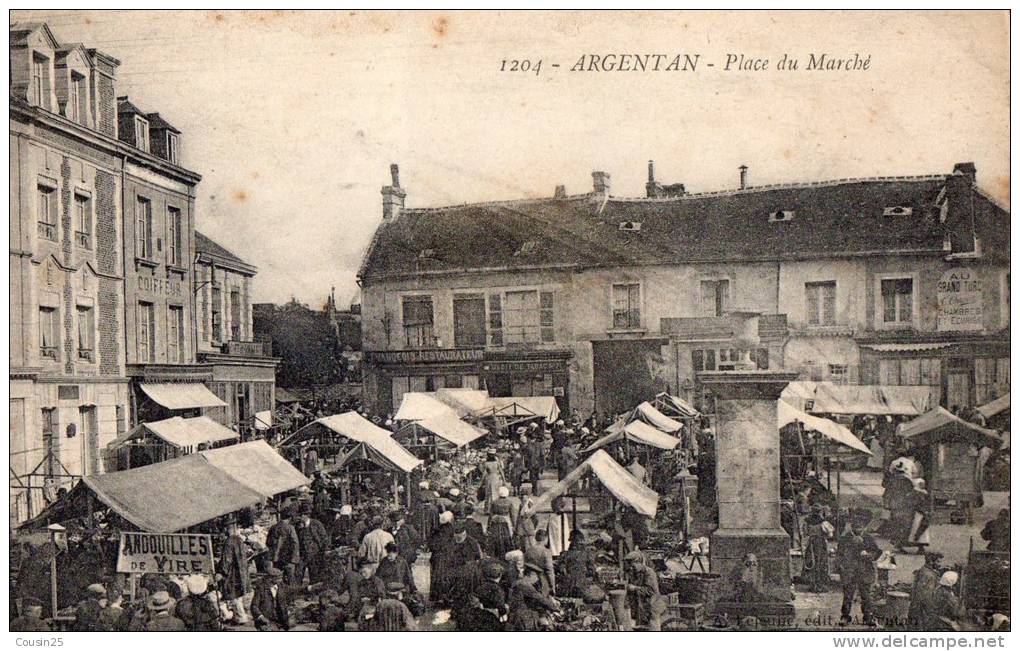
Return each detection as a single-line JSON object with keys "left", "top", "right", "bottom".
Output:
{"left": 357, "top": 162, "right": 1009, "bottom": 419}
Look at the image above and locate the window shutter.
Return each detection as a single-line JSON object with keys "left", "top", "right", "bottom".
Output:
{"left": 488, "top": 294, "right": 503, "bottom": 346}
{"left": 540, "top": 291, "right": 554, "bottom": 343}
{"left": 806, "top": 285, "right": 819, "bottom": 325}
{"left": 823, "top": 283, "right": 836, "bottom": 325}
{"left": 692, "top": 349, "right": 704, "bottom": 372}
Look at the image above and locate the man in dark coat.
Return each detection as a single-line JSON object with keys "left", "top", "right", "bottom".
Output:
{"left": 376, "top": 542, "right": 417, "bottom": 594}
{"left": 297, "top": 503, "right": 331, "bottom": 584}
{"left": 73, "top": 583, "right": 106, "bottom": 631}
{"left": 981, "top": 508, "right": 1010, "bottom": 552}
{"left": 10, "top": 599, "right": 50, "bottom": 632}
{"left": 145, "top": 591, "right": 186, "bottom": 632}
{"left": 389, "top": 510, "right": 423, "bottom": 565}
{"left": 219, "top": 516, "right": 252, "bottom": 625}
{"left": 266, "top": 505, "right": 302, "bottom": 585}
{"left": 837, "top": 511, "right": 882, "bottom": 626}
{"left": 525, "top": 436, "right": 546, "bottom": 486}
{"left": 507, "top": 565, "right": 560, "bottom": 631}
{"left": 349, "top": 559, "right": 386, "bottom": 623}
{"left": 559, "top": 531, "right": 598, "bottom": 597}
{"left": 427, "top": 512, "right": 456, "bottom": 605}
{"left": 250, "top": 567, "right": 293, "bottom": 631}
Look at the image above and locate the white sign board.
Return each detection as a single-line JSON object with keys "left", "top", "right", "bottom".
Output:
{"left": 937, "top": 268, "right": 983, "bottom": 332}
{"left": 116, "top": 531, "right": 215, "bottom": 575}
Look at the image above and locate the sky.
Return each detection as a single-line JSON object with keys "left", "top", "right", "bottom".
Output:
{"left": 12, "top": 10, "right": 1010, "bottom": 307}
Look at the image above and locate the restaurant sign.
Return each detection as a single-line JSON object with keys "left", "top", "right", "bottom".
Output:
{"left": 368, "top": 348, "right": 484, "bottom": 365}
{"left": 937, "top": 268, "right": 983, "bottom": 332}
{"left": 116, "top": 531, "right": 215, "bottom": 575}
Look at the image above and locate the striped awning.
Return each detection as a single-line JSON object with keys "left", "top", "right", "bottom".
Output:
{"left": 861, "top": 342, "right": 954, "bottom": 353}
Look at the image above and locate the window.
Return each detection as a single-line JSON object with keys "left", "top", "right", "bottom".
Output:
{"left": 211, "top": 285, "right": 222, "bottom": 342}
{"left": 31, "top": 53, "right": 47, "bottom": 106}
{"left": 453, "top": 294, "right": 486, "bottom": 347}
{"left": 76, "top": 306, "right": 94, "bottom": 360}
{"left": 167, "top": 207, "right": 182, "bottom": 265}
{"left": 39, "top": 307, "right": 59, "bottom": 359}
{"left": 135, "top": 197, "right": 152, "bottom": 258}
{"left": 828, "top": 364, "right": 848, "bottom": 385}
{"left": 877, "top": 358, "right": 943, "bottom": 402}
{"left": 69, "top": 72, "right": 86, "bottom": 124}
{"left": 881, "top": 278, "right": 913, "bottom": 325}
{"left": 37, "top": 184, "right": 58, "bottom": 241}
{"left": 503, "top": 290, "right": 543, "bottom": 345}
{"left": 74, "top": 193, "right": 92, "bottom": 249}
{"left": 805, "top": 281, "right": 836, "bottom": 326}
{"left": 612, "top": 283, "right": 641, "bottom": 329}
{"left": 167, "top": 133, "right": 179, "bottom": 165}
{"left": 700, "top": 279, "right": 730, "bottom": 317}
{"left": 230, "top": 289, "right": 241, "bottom": 341}
{"left": 693, "top": 346, "right": 767, "bottom": 372}
{"left": 402, "top": 295, "right": 435, "bottom": 348}
{"left": 167, "top": 306, "right": 184, "bottom": 363}
{"left": 692, "top": 349, "right": 716, "bottom": 372}
{"left": 134, "top": 116, "right": 150, "bottom": 152}
{"left": 137, "top": 302, "right": 155, "bottom": 362}
{"left": 975, "top": 358, "right": 1010, "bottom": 405}
{"left": 488, "top": 294, "right": 503, "bottom": 346}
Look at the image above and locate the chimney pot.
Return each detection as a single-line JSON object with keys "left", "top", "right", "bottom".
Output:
{"left": 554, "top": 185, "right": 567, "bottom": 199}
{"left": 648, "top": 160, "right": 655, "bottom": 182}
{"left": 739, "top": 165, "right": 749, "bottom": 190}
{"left": 381, "top": 163, "right": 407, "bottom": 222}
{"left": 952, "top": 162, "right": 976, "bottom": 184}
{"left": 592, "top": 170, "right": 611, "bottom": 195}
{"left": 390, "top": 163, "right": 401, "bottom": 187}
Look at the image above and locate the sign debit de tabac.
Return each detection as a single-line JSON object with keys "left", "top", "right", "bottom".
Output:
{"left": 116, "top": 531, "right": 215, "bottom": 575}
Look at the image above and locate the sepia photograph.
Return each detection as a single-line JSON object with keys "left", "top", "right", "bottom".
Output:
{"left": 5, "top": 8, "right": 1011, "bottom": 641}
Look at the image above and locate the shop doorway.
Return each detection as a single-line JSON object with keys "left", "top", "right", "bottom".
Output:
{"left": 592, "top": 339, "right": 668, "bottom": 417}
{"left": 946, "top": 370, "right": 972, "bottom": 410}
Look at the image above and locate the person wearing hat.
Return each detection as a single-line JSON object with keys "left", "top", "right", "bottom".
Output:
{"left": 330, "top": 504, "right": 356, "bottom": 547}
{"left": 452, "top": 521, "right": 484, "bottom": 565}
{"left": 457, "top": 502, "right": 486, "bottom": 544}
{"left": 145, "top": 591, "right": 186, "bottom": 632}
{"left": 560, "top": 530, "right": 599, "bottom": 598}
{"left": 802, "top": 504, "right": 831, "bottom": 593}
{"left": 929, "top": 571, "right": 966, "bottom": 631}
{"left": 460, "top": 561, "right": 507, "bottom": 631}
{"left": 525, "top": 434, "right": 545, "bottom": 487}
{"left": 837, "top": 510, "right": 882, "bottom": 626}
{"left": 219, "top": 515, "right": 252, "bottom": 625}
{"left": 482, "top": 452, "right": 505, "bottom": 514}
{"left": 486, "top": 486, "right": 516, "bottom": 558}
{"left": 624, "top": 550, "right": 662, "bottom": 630}
{"left": 427, "top": 510, "right": 458, "bottom": 604}
{"left": 349, "top": 558, "right": 386, "bottom": 623}
{"left": 507, "top": 562, "right": 560, "bottom": 631}
{"left": 266, "top": 504, "right": 301, "bottom": 585}
{"left": 175, "top": 575, "right": 221, "bottom": 632}
{"left": 97, "top": 585, "right": 125, "bottom": 632}
{"left": 315, "top": 589, "right": 347, "bottom": 632}
{"left": 558, "top": 437, "right": 579, "bottom": 480}
{"left": 297, "top": 502, "right": 330, "bottom": 584}
{"left": 358, "top": 515, "right": 395, "bottom": 567}
{"left": 376, "top": 542, "right": 417, "bottom": 596}
{"left": 524, "top": 529, "right": 556, "bottom": 596}
{"left": 389, "top": 510, "right": 423, "bottom": 566}
{"left": 11, "top": 598, "right": 50, "bottom": 632}
{"left": 507, "top": 445, "right": 526, "bottom": 495}
{"left": 250, "top": 567, "right": 293, "bottom": 631}
{"left": 370, "top": 582, "right": 418, "bottom": 631}
{"left": 72, "top": 582, "right": 107, "bottom": 631}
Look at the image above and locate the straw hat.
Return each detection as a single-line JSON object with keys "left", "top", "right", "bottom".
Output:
{"left": 185, "top": 574, "right": 208, "bottom": 596}
{"left": 146, "top": 591, "right": 174, "bottom": 612}
{"left": 86, "top": 583, "right": 107, "bottom": 597}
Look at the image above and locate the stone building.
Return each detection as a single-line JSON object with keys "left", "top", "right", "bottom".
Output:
{"left": 357, "top": 162, "right": 1009, "bottom": 418}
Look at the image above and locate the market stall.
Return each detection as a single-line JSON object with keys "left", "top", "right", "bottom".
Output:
{"left": 978, "top": 394, "right": 1010, "bottom": 430}
{"left": 276, "top": 410, "right": 396, "bottom": 470}
{"left": 471, "top": 395, "right": 561, "bottom": 432}
{"left": 392, "top": 411, "right": 487, "bottom": 460}
{"left": 606, "top": 401, "right": 683, "bottom": 435}
{"left": 898, "top": 407, "right": 1001, "bottom": 522}
{"left": 325, "top": 428, "right": 423, "bottom": 507}
{"left": 199, "top": 440, "right": 310, "bottom": 499}
{"left": 105, "top": 415, "right": 240, "bottom": 470}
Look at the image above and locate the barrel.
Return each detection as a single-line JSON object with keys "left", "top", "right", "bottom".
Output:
{"left": 674, "top": 573, "right": 722, "bottom": 608}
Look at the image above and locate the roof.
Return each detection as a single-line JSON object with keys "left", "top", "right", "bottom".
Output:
{"left": 112, "top": 416, "right": 238, "bottom": 450}
{"left": 194, "top": 231, "right": 254, "bottom": 270}
{"left": 10, "top": 22, "right": 59, "bottom": 49}
{"left": 139, "top": 382, "right": 227, "bottom": 410}
{"left": 145, "top": 112, "right": 180, "bottom": 134}
{"left": 116, "top": 96, "right": 145, "bottom": 116}
{"left": 583, "top": 419, "right": 681, "bottom": 453}
{"left": 527, "top": 449, "right": 659, "bottom": 517}
{"left": 651, "top": 393, "right": 700, "bottom": 418}
{"left": 898, "top": 407, "right": 1001, "bottom": 449}
{"left": 360, "top": 175, "right": 1008, "bottom": 281}
{"left": 394, "top": 392, "right": 463, "bottom": 421}
{"left": 199, "top": 440, "right": 309, "bottom": 498}
{"left": 777, "top": 401, "right": 870, "bottom": 454}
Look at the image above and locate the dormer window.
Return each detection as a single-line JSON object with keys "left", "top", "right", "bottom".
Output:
{"left": 69, "top": 72, "right": 87, "bottom": 125}
{"left": 31, "top": 53, "right": 48, "bottom": 107}
{"left": 883, "top": 206, "right": 913, "bottom": 217}
{"left": 134, "top": 116, "right": 150, "bottom": 153}
{"left": 769, "top": 210, "right": 795, "bottom": 222}
{"left": 167, "top": 132, "right": 179, "bottom": 164}
{"left": 619, "top": 221, "right": 642, "bottom": 232}
{"left": 418, "top": 248, "right": 435, "bottom": 259}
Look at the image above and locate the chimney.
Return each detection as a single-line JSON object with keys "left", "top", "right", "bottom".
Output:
{"left": 739, "top": 165, "right": 748, "bottom": 190}
{"left": 952, "top": 162, "right": 976, "bottom": 185}
{"left": 592, "top": 170, "right": 611, "bottom": 196}
{"left": 646, "top": 160, "right": 663, "bottom": 198}
{"left": 554, "top": 185, "right": 567, "bottom": 199}
{"left": 381, "top": 163, "right": 406, "bottom": 222}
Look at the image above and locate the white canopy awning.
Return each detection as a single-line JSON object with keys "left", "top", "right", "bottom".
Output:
{"left": 978, "top": 394, "right": 1010, "bottom": 419}
{"left": 415, "top": 412, "right": 487, "bottom": 448}
{"left": 477, "top": 396, "right": 561, "bottom": 423}
{"left": 582, "top": 419, "right": 681, "bottom": 453}
{"left": 111, "top": 416, "right": 238, "bottom": 451}
{"left": 394, "top": 392, "right": 459, "bottom": 421}
{"left": 653, "top": 393, "right": 700, "bottom": 418}
{"left": 527, "top": 450, "right": 659, "bottom": 517}
{"left": 634, "top": 402, "right": 683, "bottom": 432}
{"left": 139, "top": 383, "right": 227, "bottom": 410}
{"left": 777, "top": 401, "right": 870, "bottom": 454}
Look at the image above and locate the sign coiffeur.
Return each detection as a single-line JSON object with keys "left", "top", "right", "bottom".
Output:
{"left": 116, "top": 531, "right": 215, "bottom": 574}
{"left": 937, "top": 267, "right": 984, "bottom": 332}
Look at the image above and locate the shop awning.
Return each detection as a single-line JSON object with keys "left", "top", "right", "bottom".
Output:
{"left": 20, "top": 454, "right": 265, "bottom": 532}
{"left": 139, "top": 382, "right": 227, "bottom": 410}
{"left": 634, "top": 402, "right": 683, "bottom": 432}
{"left": 477, "top": 396, "right": 561, "bottom": 423}
{"left": 331, "top": 432, "right": 423, "bottom": 474}
{"left": 109, "top": 416, "right": 239, "bottom": 451}
{"left": 978, "top": 394, "right": 1010, "bottom": 419}
{"left": 527, "top": 450, "right": 659, "bottom": 517}
{"left": 582, "top": 419, "right": 681, "bottom": 453}
{"left": 861, "top": 343, "right": 955, "bottom": 353}
{"left": 778, "top": 401, "right": 871, "bottom": 455}
{"left": 898, "top": 407, "right": 1002, "bottom": 449}
{"left": 811, "top": 384, "right": 935, "bottom": 416}
{"left": 199, "top": 440, "right": 309, "bottom": 498}
{"left": 652, "top": 393, "right": 700, "bottom": 418}
{"left": 415, "top": 412, "right": 487, "bottom": 448}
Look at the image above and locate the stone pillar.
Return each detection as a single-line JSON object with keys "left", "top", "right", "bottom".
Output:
{"left": 700, "top": 370, "right": 799, "bottom": 617}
